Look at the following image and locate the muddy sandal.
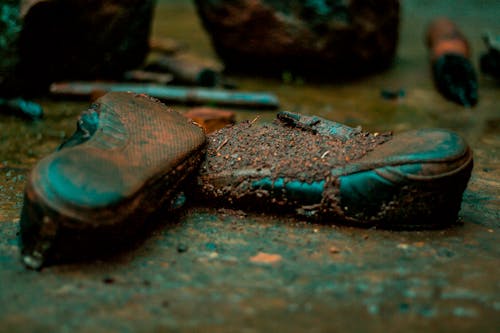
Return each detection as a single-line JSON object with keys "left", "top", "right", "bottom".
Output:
{"left": 20, "top": 92, "right": 206, "bottom": 269}
{"left": 196, "top": 111, "right": 473, "bottom": 229}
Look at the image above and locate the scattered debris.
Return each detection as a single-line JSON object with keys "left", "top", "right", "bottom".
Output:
{"left": 205, "top": 242, "right": 217, "bottom": 251}
{"left": 184, "top": 107, "right": 236, "bottom": 134}
{"left": 177, "top": 243, "right": 189, "bottom": 253}
{"left": 0, "top": 97, "right": 43, "bottom": 120}
{"left": 329, "top": 246, "right": 340, "bottom": 254}
{"left": 249, "top": 252, "right": 282, "bottom": 264}
{"left": 103, "top": 277, "right": 116, "bottom": 284}
{"left": 397, "top": 243, "right": 410, "bottom": 250}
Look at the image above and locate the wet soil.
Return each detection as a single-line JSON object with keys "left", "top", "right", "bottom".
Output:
{"left": 0, "top": 0, "right": 499, "bottom": 332}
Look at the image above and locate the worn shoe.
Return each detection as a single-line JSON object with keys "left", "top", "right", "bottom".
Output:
{"left": 20, "top": 92, "right": 206, "bottom": 269}
{"left": 196, "top": 111, "right": 473, "bottom": 229}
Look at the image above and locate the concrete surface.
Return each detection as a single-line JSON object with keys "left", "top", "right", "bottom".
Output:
{"left": 0, "top": 0, "right": 498, "bottom": 332}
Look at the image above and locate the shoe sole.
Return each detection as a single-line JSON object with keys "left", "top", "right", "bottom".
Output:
{"left": 20, "top": 92, "right": 206, "bottom": 269}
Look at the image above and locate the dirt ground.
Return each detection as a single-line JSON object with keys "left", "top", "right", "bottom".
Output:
{"left": 0, "top": 0, "right": 498, "bottom": 332}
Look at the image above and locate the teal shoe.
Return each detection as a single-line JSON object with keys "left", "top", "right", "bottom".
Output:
{"left": 20, "top": 92, "right": 206, "bottom": 269}
{"left": 197, "top": 111, "right": 473, "bottom": 229}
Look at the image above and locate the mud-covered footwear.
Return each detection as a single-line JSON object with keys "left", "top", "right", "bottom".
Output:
{"left": 196, "top": 111, "right": 473, "bottom": 229}
{"left": 20, "top": 92, "right": 206, "bottom": 269}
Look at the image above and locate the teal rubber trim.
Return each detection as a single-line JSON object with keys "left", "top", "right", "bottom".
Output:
{"left": 251, "top": 177, "right": 325, "bottom": 204}
{"left": 45, "top": 153, "right": 125, "bottom": 208}
{"left": 339, "top": 164, "right": 422, "bottom": 215}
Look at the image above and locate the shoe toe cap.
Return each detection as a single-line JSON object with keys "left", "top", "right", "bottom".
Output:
{"left": 34, "top": 149, "right": 127, "bottom": 211}
{"left": 336, "top": 128, "right": 473, "bottom": 226}
{"left": 364, "top": 128, "right": 470, "bottom": 168}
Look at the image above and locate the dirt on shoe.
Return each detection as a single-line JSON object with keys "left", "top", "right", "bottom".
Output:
{"left": 202, "top": 119, "right": 391, "bottom": 184}
{"left": 197, "top": 116, "right": 391, "bottom": 214}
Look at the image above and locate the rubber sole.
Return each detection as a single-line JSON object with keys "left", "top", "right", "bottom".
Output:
{"left": 20, "top": 92, "right": 207, "bottom": 269}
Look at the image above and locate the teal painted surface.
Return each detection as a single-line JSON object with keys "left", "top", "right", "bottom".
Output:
{"left": 252, "top": 177, "right": 325, "bottom": 204}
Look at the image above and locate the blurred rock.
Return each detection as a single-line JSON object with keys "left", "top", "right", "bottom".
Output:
{"left": 0, "top": 97, "right": 43, "bottom": 120}
{"left": 1, "top": 0, "right": 155, "bottom": 96}
{"left": 194, "top": 0, "right": 400, "bottom": 78}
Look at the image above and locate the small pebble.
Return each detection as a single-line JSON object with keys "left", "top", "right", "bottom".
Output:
{"left": 103, "top": 277, "right": 115, "bottom": 284}
{"left": 329, "top": 246, "right": 340, "bottom": 254}
{"left": 177, "top": 243, "right": 188, "bottom": 253}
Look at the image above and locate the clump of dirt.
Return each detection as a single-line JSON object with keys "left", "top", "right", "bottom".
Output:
{"left": 201, "top": 118, "right": 392, "bottom": 184}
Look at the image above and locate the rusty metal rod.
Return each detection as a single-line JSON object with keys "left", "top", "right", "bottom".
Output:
{"left": 49, "top": 81, "right": 280, "bottom": 109}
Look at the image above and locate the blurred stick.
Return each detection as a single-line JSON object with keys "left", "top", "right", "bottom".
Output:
{"left": 123, "top": 70, "right": 174, "bottom": 85}
{"left": 149, "top": 37, "right": 185, "bottom": 55}
{"left": 50, "top": 81, "right": 280, "bottom": 109}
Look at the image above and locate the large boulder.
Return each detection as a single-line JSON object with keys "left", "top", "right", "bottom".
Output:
{"left": 1, "top": 0, "right": 155, "bottom": 95}
{"left": 194, "top": 0, "right": 400, "bottom": 78}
